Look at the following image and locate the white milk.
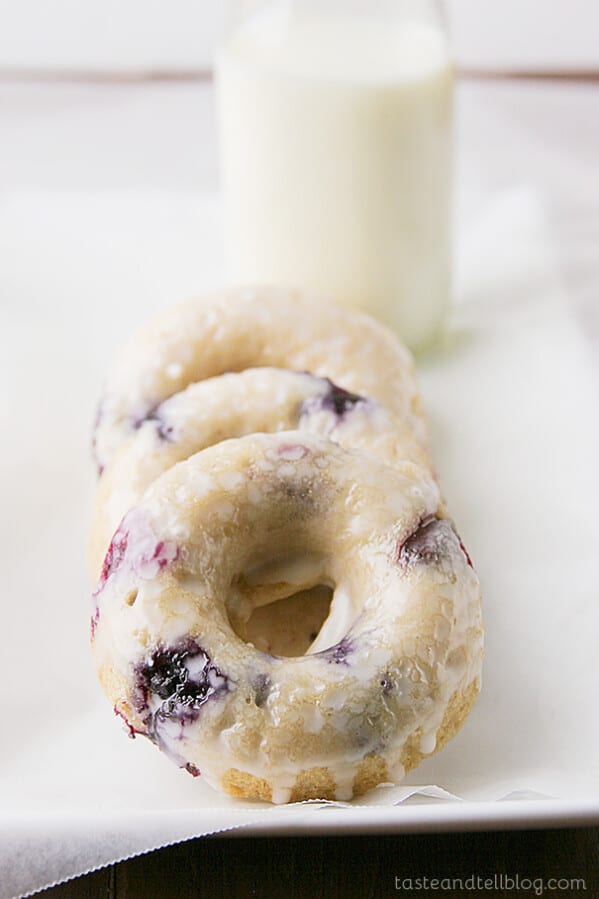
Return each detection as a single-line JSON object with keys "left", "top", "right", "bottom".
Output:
{"left": 216, "top": 5, "right": 453, "bottom": 351}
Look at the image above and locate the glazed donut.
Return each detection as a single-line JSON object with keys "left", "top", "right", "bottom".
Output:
{"left": 91, "top": 432, "right": 483, "bottom": 804}
{"left": 89, "top": 367, "right": 429, "bottom": 580}
{"left": 92, "top": 287, "right": 428, "bottom": 474}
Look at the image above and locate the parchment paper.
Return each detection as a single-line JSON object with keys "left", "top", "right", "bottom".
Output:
{"left": 1, "top": 188, "right": 598, "bottom": 899}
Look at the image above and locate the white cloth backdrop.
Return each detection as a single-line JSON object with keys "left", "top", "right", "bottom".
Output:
{"left": 0, "top": 0, "right": 597, "bottom": 73}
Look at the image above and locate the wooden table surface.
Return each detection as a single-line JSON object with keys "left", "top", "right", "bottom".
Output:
{"left": 38, "top": 827, "right": 598, "bottom": 898}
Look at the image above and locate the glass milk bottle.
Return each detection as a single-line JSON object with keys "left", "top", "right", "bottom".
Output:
{"left": 215, "top": 0, "right": 453, "bottom": 352}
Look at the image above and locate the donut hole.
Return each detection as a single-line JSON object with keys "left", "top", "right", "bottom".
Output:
{"left": 237, "top": 584, "right": 333, "bottom": 657}
{"left": 227, "top": 552, "right": 335, "bottom": 657}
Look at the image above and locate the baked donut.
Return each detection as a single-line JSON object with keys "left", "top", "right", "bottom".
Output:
{"left": 91, "top": 432, "right": 483, "bottom": 804}
{"left": 92, "top": 287, "right": 428, "bottom": 474}
{"left": 89, "top": 368, "right": 429, "bottom": 580}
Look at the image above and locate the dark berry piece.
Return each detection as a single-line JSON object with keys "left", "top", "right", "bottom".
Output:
{"left": 100, "top": 529, "right": 128, "bottom": 584}
{"left": 299, "top": 379, "right": 367, "bottom": 423}
{"left": 135, "top": 638, "right": 229, "bottom": 729}
{"left": 185, "top": 762, "right": 201, "bottom": 777}
{"left": 319, "top": 636, "right": 353, "bottom": 665}
{"left": 114, "top": 705, "right": 144, "bottom": 739}
{"left": 144, "top": 648, "right": 192, "bottom": 700}
{"left": 90, "top": 606, "right": 100, "bottom": 639}
{"left": 397, "top": 517, "right": 463, "bottom": 573}
{"left": 458, "top": 539, "right": 474, "bottom": 569}
{"left": 131, "top": 405, "right": 153, "bottom": 431}
{"left": 151, "top": 541, "right": 180, "bottom": 571}
{"left": 132, "top": 404, "right": 175, "bottom": 443}
{"left": 320, "top": 381, "right": 366, "bottom": 415}
{"left": 147, "top": 412, "right": 176, "bottom": 443}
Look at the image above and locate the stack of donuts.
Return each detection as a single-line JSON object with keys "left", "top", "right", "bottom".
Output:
{"left": 90, "top": 287, "right": 483, "bottom": 804}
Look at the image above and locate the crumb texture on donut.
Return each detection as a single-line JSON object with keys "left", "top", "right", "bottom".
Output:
{"left": 400, "top": 678, "right": 481, "bottom": 776}
{"left": 221, "top": 760, "right": 389, "bottom": 804}
{"left": 221, "top": 681, "right": 480, "bottom": 804}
